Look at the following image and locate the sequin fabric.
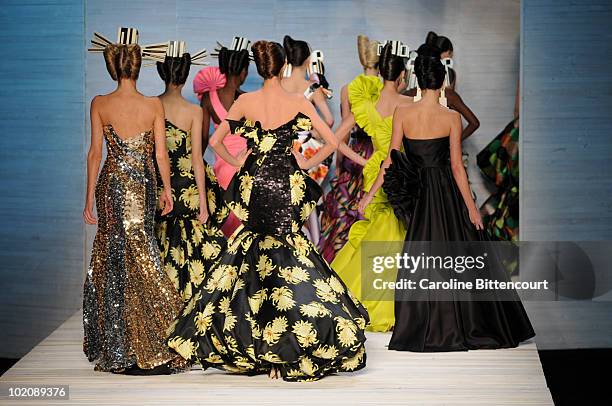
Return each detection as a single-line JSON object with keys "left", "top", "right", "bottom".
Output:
{"left": 154, "top": 120, "right": 228, "bottom": 303}
{"left": 83, "top": 125, "right": 184, "bottom": 372}
{"left": 167, "top": 113, "right": 369, "bottom": 382}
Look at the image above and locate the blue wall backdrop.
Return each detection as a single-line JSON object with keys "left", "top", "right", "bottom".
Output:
{"left": 0, "top": 1, "right": 85, "bottom": 358}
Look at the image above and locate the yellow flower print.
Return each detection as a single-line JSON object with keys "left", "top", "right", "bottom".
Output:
{"left": 257, "top": 254, "right": 275, "bottom": 280}
{"left": 245, "top": 314, "right": 262, "bottom": 338}
{"left": 211, "top": 335, "right": 227, "bottom": 354}
{"left": 291, "top": 221, "right": 300, "bottom": 233}
{"left": 260, "top": 352, "right": 282, "bottom": 363}
{"left": 286, "top": 369, "right": 304, "bottom": 379}
{"left": 296, "top": 254, "right": 314, "bottom": 268}
{"left": 270, "top": 286, "right": 296, "bottom": 311}
{"left": 205, "top": 353, "right": 224, "bottom": 364}
{"left": 299, "top": 302, "right": 331, "bottom": 318}
{"left": 180, "top": 184, "right": 200, "bottom": 211}
{"left": 313, "top": 279, "right": 339, "bottom": 303}
{"left": 170, "top": 246, "right": 186, "bottom": 267}
{"left": 294, "top": 117, "right": 312, "bottom": 131}
{"left": 290, "top": 234, "right": 311, "bottom": 257}
{"left": 355, "top": 317, "right": 367, "bottom": 330}
{"left": 244, "top": 129, "right": 259, "bottom": 143}
{"left": 229, "top": 202, "right": 249, "bottom": 221}
{"left": 168, "top": 337, "right": 197, "bottom": 360}
{"left": 259, "top": 236, "right": 282, "bottom": 250}
{"left": 202, "top": 240, "right": 221, "bottom": 260}
{"left": 328, "top": 276, "right": 345, "bottom": 294}
{"left": 192, "top": 223, "right": 204, "bottom": 245}
{"left": 164, "top": 262, "right": 179, "bottom": 290}
{"left": 166, "top": 127, "right": 183, "bottom": 152}
{"left": 194, "top": 302, "right": 215, "bottom": 334}
{"left": 240, "top": 233, "right": 254, "bottom": 251}
{"left": 218, "top": 297, "right": 237, "bottom": 331}
{"left": 258, "top": 136, "right": 276, "bottom": 153}
{"left": 182, "top": 291, "right": 202, "bottom": 316}
{"left": 177, "top": 156, "right": 193, "bottom": 177}
{"left": 231, "top": 278, "right": 245, "bottom": 300}
{"left": 341, "top": 346, "right": 365, "bottom": 371}
{"left": 189, "top": 260, "right": 205, "bottom": 286}
{"left": 182, "top": 283, "right": 192, "bottom": 302}
{"left": 289, "top": 172, "right": 306, "bottom": 204}
{"left": 239, "top": 262, "right": 249, "bottom": 275}
{"left": 300, "top": 202, "right": 316, "bottom": 221}
{"left": 206, "top": 189, "right": 217, "bottom": 215}
{"left": 205, "top": 164, "right": 218, "bottom": 182}
{"left": 299, "top": 356, "right": 318, "bottom": 376}
{"left": 262, "top": 316, "right": 288, "bottom": 345}
{"left": 334, "top": 317, "right": 358, "bottom": 347}
{"left": 279, "top": 266, "right": 310, "bottom": 284}
{"left": 239, "top": 173, "right": 254, "bottom": 204}
{"left": 248, "top": 288, "right": 267, "bottom": 315}
{"left": 205, "top": 264, "right": 238, "bottom": 292}
{"left": 312, "top": 345, "right": 339, "bottom": 360}
{"left": 292, "top": 320, "right": 319, "bottom": 348}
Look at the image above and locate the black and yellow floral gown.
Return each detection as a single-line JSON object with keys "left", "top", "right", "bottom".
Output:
{"left": 167, "top": 113, "right": 369, "bottom": 382}
{"left": 155, "top": 120, "right": 228, "bottom": 303}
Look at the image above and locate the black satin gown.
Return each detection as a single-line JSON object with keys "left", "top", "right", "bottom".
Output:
{"left": 383, "top": 136, "right": 535, "bottom": 352}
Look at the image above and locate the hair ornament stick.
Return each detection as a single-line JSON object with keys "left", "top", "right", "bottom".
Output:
{"left": 211, "top": 36, "right": 254, "bottom": 60}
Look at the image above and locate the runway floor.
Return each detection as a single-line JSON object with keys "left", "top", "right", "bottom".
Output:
{"left": 1, "top": 311, "right": 553, "bottom": 405}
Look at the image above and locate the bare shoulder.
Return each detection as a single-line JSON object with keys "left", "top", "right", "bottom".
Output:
{"left": 394, "top": 101, "right": 416, "bottom": 115}
{"left": 189, "top": 102, "right": 203, "bottom": 120}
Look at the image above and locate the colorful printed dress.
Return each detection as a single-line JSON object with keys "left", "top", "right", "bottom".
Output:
{"left": 83, "top": 125, "right": 184, "bottom": 372}
{"left": 319, "top": 126, "right": 373, "bottom": 263}
{"left": 477, "top": 118, "right": 519, "bottom": 241}
{"left": 155, "top": 120, "right": 228, "bottom": 303}
{"left": 167, "top": 113, "right": 368, "bottom": 382}
{"left": 330, "top": 74, "right": 406, "bottom": 332}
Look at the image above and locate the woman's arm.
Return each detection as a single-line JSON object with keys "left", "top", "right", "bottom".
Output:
{"left": 334, "top": 84, "right": 351, "bottom": 172}
{"left": 357, "top": 106, "right": 405, "bottom": 213}
{"left": 448, "top": 90, "right": 480, "bottom": 140}
{"left": 153, "top": 98, "right": 174, "bottom": 216}
{"left": 333, "top": 114, "right": 367, "bottom": 166}
{"left": 311, "top": 89, "right": 334, "bottom": 127}
{"left": 190, "top": 106, "right": 208, "bottom": 223}
{"left": 201, "top": 95, "right": 211, "bottom": 151}
{"left": 83, "top": 97, "right": 104, "bottom": 225}
{"left": 293, "top": 100, "right": 338, "bottom": 170}
{"left": 209, "top": 98, "right": 251, "bottom": 168}
{"left": 449, "top": 111, "right": 483, "bottom": 229}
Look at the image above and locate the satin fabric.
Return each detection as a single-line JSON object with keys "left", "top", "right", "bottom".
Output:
{"left": 384, "top": 137, "right": 535, "bottom": 351}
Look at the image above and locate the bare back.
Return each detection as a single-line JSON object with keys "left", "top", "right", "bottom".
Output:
{"left": 375, "top": 89, "right": 412, "bottom": 119}
{"left": 281, "top": 75, "right": 310, "bottom": 96}
{"left": 159, "top": 95, "right": 201, "bottom": 133}
{"left": 233, "top": 87, "right": 308, "bottom": 129}
{"left": 96, "top": 91, "right": 159, "bottom": 139}
{"left": 397, "top": 101, "right": 459, "bottom": 140}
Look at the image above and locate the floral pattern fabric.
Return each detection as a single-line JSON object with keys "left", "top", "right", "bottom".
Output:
{"left": 155, "top": 120, "right": 228, "bottom": 302}
{"left": 167, "top": 113, "right": 369, "bottom": 381}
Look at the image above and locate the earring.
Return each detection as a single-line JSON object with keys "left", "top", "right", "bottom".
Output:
{"left": 283, "top": 63, "right": 292, "bottom": 78}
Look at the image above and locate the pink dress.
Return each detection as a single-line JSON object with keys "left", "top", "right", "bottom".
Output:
{"left": 194, "top": 66, "right": 245, "bottom": 235}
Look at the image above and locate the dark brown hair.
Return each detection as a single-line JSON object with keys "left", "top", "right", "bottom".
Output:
{"left": 251, "top": 40, "right": 285, "bottom": 79}
{"left": 157, "top": 54, "right": 191, "bottom": 85}
{"left": 103, "top": 44, "right": 142, "bottom": 81}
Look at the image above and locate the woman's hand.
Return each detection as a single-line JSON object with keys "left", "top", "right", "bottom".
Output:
{"left": 468, "top": 205, "right": 484, "bottom": 230}
{"left": 358, "top": 193, "right": 373, "bottom": 215}
{"left": 83, "top": 199, "right": 97, "bottom": 225}
{"left": 159, "top": 188, "right": 174, "bottom": 216}
{"left": 198, "top": 207, "right": 209, "bottom": 224}
{"left": 234, "top": 148, "right": 252, "bottom": 168}
{"left": 292, "top": 150, "right": 309, "bottom": 170}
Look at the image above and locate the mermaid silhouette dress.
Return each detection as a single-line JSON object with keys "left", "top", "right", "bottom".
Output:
{"left": 167, "top": 113, "right": 368, "bottom": 382}
{"left": 155, "top": 120, "right": 228, "bottom": 303}
{"left": 194, "top": 66, "right": 245, "bottom": 235}
{"left": 383, "top": 136, "right": 535, "bottom": 351}
{"left": 83, "top": 125, "right": 184, "bottom": 372}
{"left": 331, "top": 74, "right": 406, "bottom": 332}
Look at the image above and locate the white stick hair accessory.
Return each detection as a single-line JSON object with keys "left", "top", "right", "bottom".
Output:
{"left": 88, "top": 26, "right": 169, "bottom": 64}
{"left": 377, "top": 40, "right": 410, "bottom": 58}
{"left": 441, "top": 57, "right": 453, "bottom": 88}
{"left": 211, "top": 36, "right": 254, "bottom": 60}
{"left": 308, "top": 50, "right": 325, "bottom": 75}
{"left": 164, "top": 40, "right": 208, "bottom": 65}
{"left": 406, "top": 50, "right": 418, "bottom": 90}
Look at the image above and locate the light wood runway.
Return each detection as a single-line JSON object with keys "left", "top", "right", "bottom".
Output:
{"left": 0, "top": 311, "right": 552, "bottom": 405}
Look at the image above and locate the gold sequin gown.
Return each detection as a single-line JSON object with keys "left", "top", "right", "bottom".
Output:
{"left": 83, "top": 125, "right": 184, "bottom": 372}
{"left": 167, "top": 113, "right": 369, "bottom": 382}
{"left": 155, "top": 120, "right": 228, "bottom": 303}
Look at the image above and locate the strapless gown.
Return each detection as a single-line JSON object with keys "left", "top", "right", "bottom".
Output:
{"left": 83, "top": 125, "right": 184, "bottom": 372}
{"left": 383, "top": 136, "right": 535, "bottom": 351}
{"left": 167, "top": 113, "right": 368, "bottom": 382}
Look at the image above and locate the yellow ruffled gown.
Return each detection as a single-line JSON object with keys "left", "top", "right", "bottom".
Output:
{"left": 331, "top": 74, "right": 407, "bottom": 332}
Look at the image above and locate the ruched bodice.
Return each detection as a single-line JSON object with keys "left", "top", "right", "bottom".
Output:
{"left": 403, "top": 136, "right": 451, "bottom": 168}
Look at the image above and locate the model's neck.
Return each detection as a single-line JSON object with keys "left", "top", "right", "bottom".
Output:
{"left": 224, "top": 74, "right": 242, "bottom": 91}
{"left": 116, "top": 79, "right": 137, "bottom": 92}
{"left": 290, "top": 64, "right": 308, "bottom": 78}
{"left": 381, "top": 80, "right": 398, "bottom": 94}
{"left": 421, "top": 88, "right": 442, "bottom": 103}
{"left": 161, "top": 84, "right": 183, "bottom": 98}
{"left": 262, "top": 76, "right": 283, "bottom": 90}
{"left": 363, "top": 67, "right": 378, "bottom": 76}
